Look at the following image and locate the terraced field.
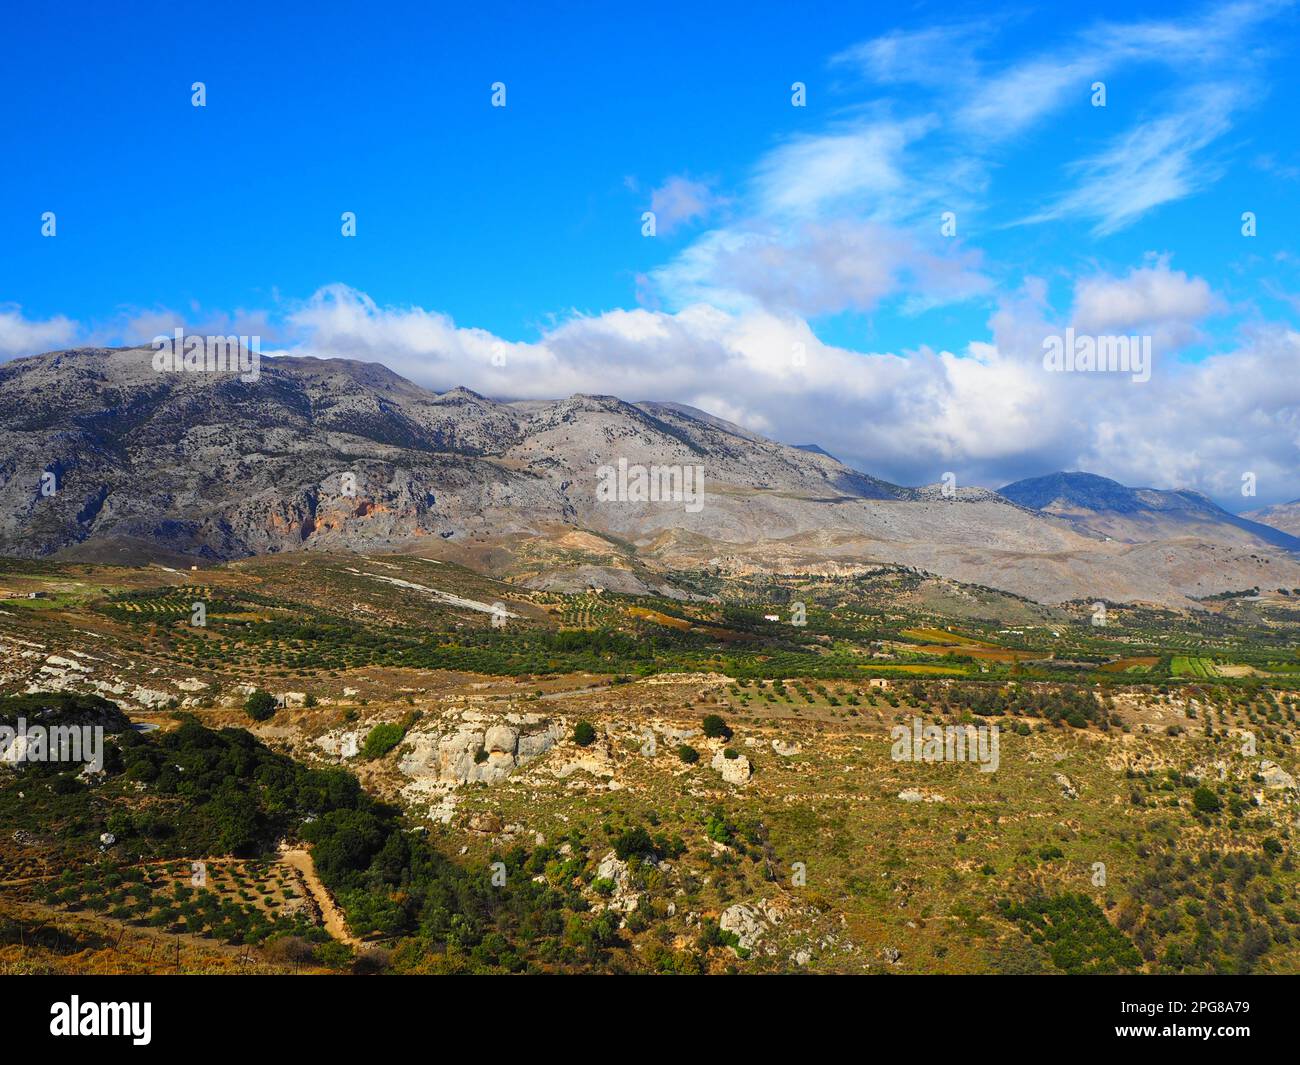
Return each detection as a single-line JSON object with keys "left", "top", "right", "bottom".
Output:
{"left": 1172, "top": 656, "right": 1219, "bottom": 679}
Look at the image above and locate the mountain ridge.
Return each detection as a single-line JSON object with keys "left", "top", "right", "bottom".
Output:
{"left": 2, "top": 346, "right": 1297, "bottom": 607}
{"left": 1000, "top": 471, "right": 1300, "bottom": 552}
{"left": 1246, "top": 499, "right": 1300, "bottom": 537}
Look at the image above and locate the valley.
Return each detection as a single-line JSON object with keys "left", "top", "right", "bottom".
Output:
{"left": 2, "top": 550, "right": 1297, "bottom": 975}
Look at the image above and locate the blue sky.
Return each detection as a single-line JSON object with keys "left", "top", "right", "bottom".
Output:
{"left": 2, "top": 0, "right": 1299, "bottom": 506}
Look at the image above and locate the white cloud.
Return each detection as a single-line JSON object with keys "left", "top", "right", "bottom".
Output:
{"left": 644, "top": 3, "right": 1286, "bottom": 320}
{"left": 1073, "top": 260, "right": 1219, "bottom": 335}
{"left": 652, "top": 221, "right": 987, "bottom": 317}
{"left": 830, "top": 25, "right": 982, "bottom": 88}
{"left": 0, "top": 305, "right": 78, "bottom": 360}
{"left": 1025, "top": 87, "right": 1241, "bottom": 235}
{"left": 648, "top": 175, "right": 722, "bottom": 234}
{"left": 751, "top": 119, "right": 925, "bottom": 221}
{"left": 1075, "top": 325, "right": 1300, "bottom": 500}
{"left": 265, "top": 270, "right": 1300, "bottom": 504}
{"left": 828, "top": 2, "right": 1282, "bottom": 235}
{"left": 648, "top": 114, "right": 986, "bottom": 318}
{"left": 957, "top": 56, "right": 1098, "bottom": 141}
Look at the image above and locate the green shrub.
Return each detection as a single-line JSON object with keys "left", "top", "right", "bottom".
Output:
{"left": 998, "top": 893, "right": 1140, "bottom": 975}
{"left": 702, "top": 714, "right": 731, "bottom": 740}
{"left": 573, "top": 720, "right": 596, "bottom": 747}
{"left": 1193, "top": 787, "right": 1222, "bottom": 813}
{"left": 361, "top": 722, "right": 406, "bottom": 760}
{"left": 244, "top": 690, "right": 277, "bottom": 721}
{"left": 676, "top": 744, "right": 699, "bottom": 764}
{"left": 613, "top": 826, "right": 658, "bottom": 861}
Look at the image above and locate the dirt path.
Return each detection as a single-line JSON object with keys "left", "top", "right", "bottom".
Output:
{"left": 277, "top": 845, "right": 362, "bottom": 947}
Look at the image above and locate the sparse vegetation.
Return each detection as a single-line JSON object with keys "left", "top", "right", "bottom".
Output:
{"left": 2, "top": 554, "right": 1298, "bottom": 977}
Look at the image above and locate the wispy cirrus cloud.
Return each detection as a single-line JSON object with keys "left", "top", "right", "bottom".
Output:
{"left": 642, "top": 0, "right": 1290, "bottom": 328}
{"left": 749, "top": 117, "right": 928, "bottom": 221}
{"left": 1022, "top": 86, "right": 1243, "bottom": 236}
{"left": 826, "top": 0, "right": 1285, "bottom": 235}
{"left": 649, "top": 112, "right": 987, "bottom": 318}
{"left": 830, "top": 25, "right": 983, "bottom": 89}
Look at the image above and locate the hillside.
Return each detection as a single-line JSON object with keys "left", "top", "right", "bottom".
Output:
{"left": 1248, "top": 500, "right": 1300, "bottom": 537}
{"left": 2, "top": 552, "right": 1298, "bottom": 975}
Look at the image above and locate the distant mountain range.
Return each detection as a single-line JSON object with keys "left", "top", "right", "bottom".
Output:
{"left": 2, "top": 346, "right": 1298, "bottom": 608}
{"left": 999, "top": 471, "right": 1300, "bottom": 552}
{"left": 1246, "top": 499, "right": 1300, "bottom": 537}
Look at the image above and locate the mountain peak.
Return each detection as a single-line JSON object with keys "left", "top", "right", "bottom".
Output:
{"left": 999, "top": 471, "right": 1137, "bottom": 511}
{"left": 1001, "top": 471, "right": 1300, "bottom": 552}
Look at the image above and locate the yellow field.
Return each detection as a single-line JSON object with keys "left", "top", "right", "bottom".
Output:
{"left": 900, "top": 627, "right": 993, "bottom": 647}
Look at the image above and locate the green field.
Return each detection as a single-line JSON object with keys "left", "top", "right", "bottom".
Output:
{"left": 1172, "top": 656, "right": 1217, "bottom": 678}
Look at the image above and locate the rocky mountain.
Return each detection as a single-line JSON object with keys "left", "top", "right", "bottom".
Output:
{"left": 2, "top": 346, "right": 1298, "bottom": 607}
{"left": 1246, "top": 499, "right": 1300, "bottom": 537}
{"left": 1000, "top": 472, "right": 1300, "bottom": 553}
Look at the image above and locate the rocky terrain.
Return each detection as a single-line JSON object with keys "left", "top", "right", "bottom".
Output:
{"left": 3, "top": 346, "right": 1299, "bottom": 608}
{"left": 1, "top": 549, "right": 1298, "bottom": 975}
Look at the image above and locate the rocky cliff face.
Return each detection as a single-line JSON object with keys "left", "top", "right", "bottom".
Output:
{"left": 0, "top": 346, "right": 903, "bottom": 560}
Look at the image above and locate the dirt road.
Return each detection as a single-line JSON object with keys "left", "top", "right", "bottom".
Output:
{"left": 277, "top": 845, "right": 362, "bottom": 947}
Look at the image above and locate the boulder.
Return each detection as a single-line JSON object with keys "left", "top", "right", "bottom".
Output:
{"left": 1260, "top": 760, "right": 1297, "bottom": 791}
{"left": 468, "top": 812, "right": 504, "bottom": 834}
{"left": 719, "top": 903, "right": 767, "bottom": 951}
{"left": 593, "top": 851, "right": 639, "bottom": 913}
{"left": 712, "top": 748, "right": 752, "bottom": 785}
{"left": 484, "top": 724, "right": 519, "bottom": 754}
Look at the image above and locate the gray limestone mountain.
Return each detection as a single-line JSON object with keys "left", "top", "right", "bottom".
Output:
{"left": 1000, "top": 472, "right": 1300, "bottom": 552}
{"left": 2, "top": 345, "right": 1298, "bottom": 607}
